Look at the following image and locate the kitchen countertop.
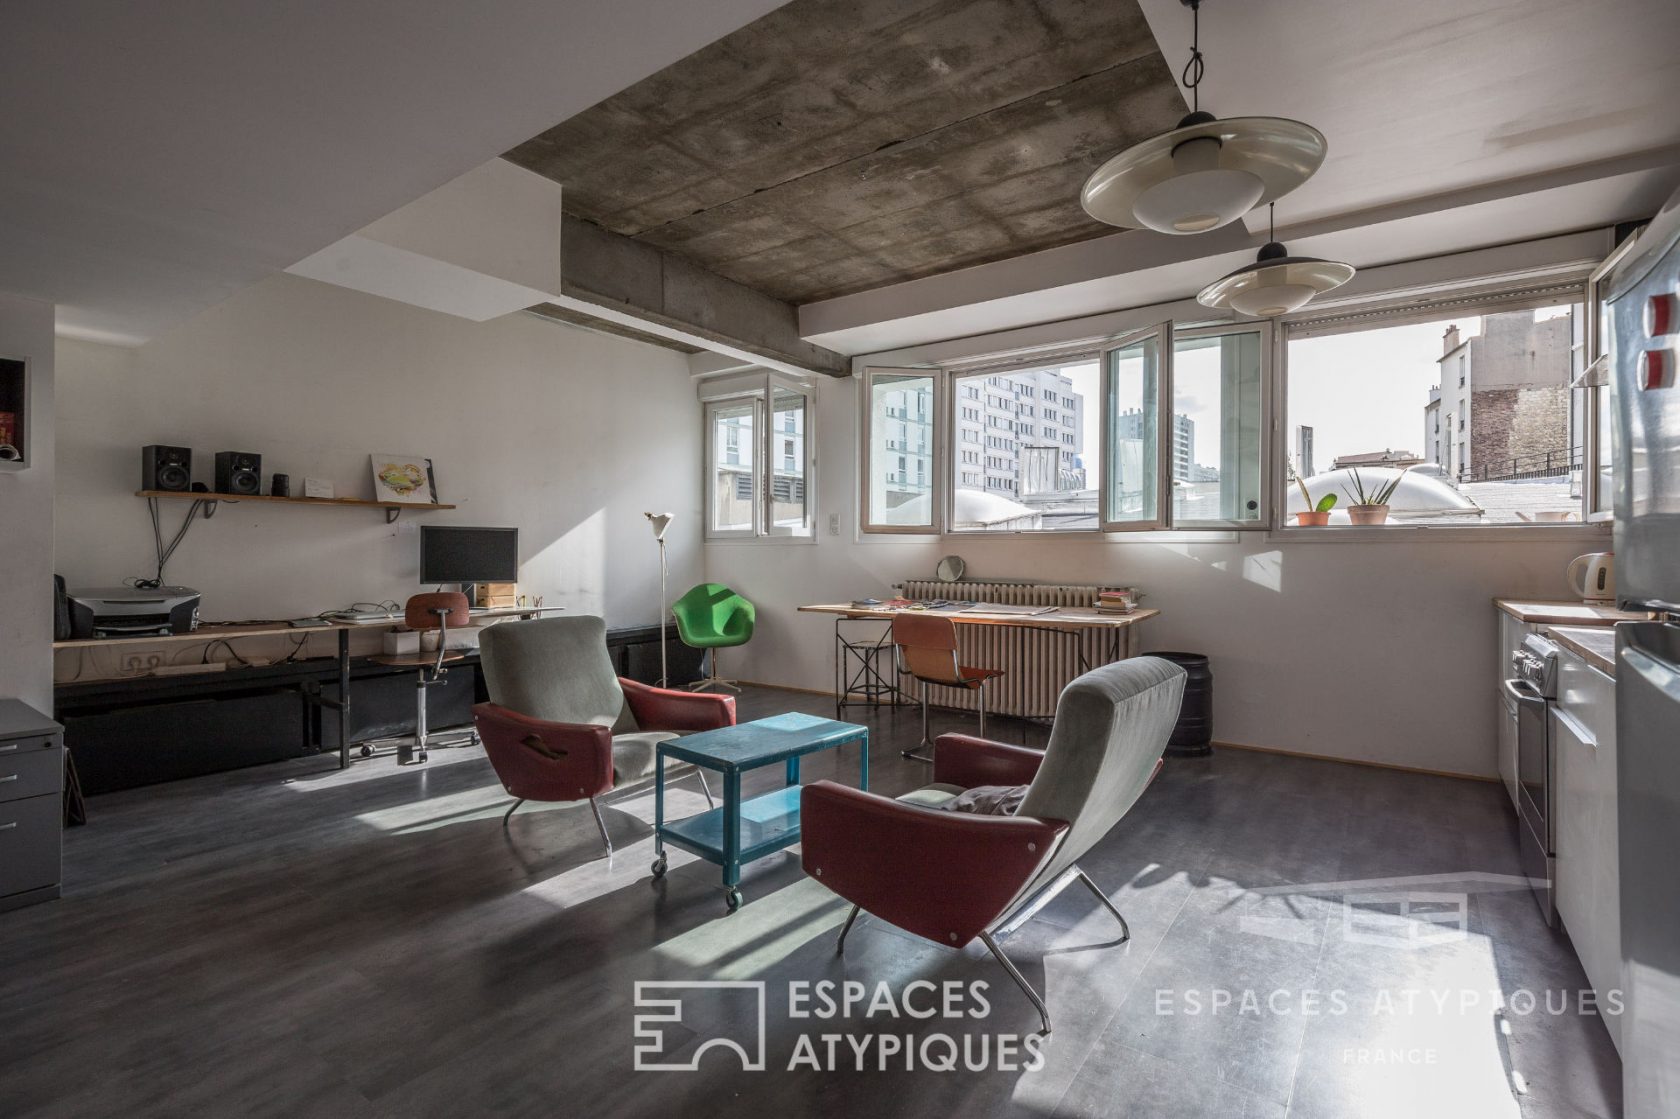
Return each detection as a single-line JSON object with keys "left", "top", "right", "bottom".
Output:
{"left": 1547, "top": 625, "right": 1619, "bottom": 678}
{"left": 1494, "top": 598, "right": 1650, "bottom": 625}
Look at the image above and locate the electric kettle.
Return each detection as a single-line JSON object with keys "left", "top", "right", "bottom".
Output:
{"left": 1566, "top": 552, "right": 1616, "bottom": 603}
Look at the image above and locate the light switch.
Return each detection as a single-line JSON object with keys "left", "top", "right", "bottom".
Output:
{"left": 828, "top": 513, "right": 840, "bottom": 536}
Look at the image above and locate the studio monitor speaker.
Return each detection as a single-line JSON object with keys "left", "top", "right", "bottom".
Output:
{"left": 142, "top": 445, "right": 193, "bottom": 492}
{"left": 214, "top": 451, "right": 262, "bottom": 496}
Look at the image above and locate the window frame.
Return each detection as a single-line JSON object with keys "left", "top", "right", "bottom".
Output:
{"left": 1099, "top": 322, "right": 1172, "bottom": 533}
{"left": 1167, "top": 320, "right": 1273, "bottom": 531}
{"left": 859, "top": 366, "right": 943, "bottom": 535}
{"left": 701, "top": 370, "right": 817, "bottom": 543}
{"left": 1272, "top": 277, "right": 1610, "bottom": 536}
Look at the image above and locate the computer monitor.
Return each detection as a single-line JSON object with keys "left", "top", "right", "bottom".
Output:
{"left": 419, "top": 526, "right": 519, "bottom": 585}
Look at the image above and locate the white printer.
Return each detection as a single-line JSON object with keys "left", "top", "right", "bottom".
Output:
{"left": 67, "top": 586, "right": 201, "bottom": 639}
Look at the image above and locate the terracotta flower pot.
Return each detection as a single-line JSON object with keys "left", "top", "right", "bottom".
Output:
{"left": 1295, "top": 510, "right": 1331, "bottom": 526}
{"left": 1347, "top": 504, "right": 1390, "bottom": 525}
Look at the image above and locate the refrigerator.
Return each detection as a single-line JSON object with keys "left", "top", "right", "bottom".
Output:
{"left": 1610, "top": 179, "right": 1680, "bottom": 1119}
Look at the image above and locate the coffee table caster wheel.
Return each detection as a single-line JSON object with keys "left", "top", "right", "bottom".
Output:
{"left": 725, "top": 888, "right": 743, "bottom": 913}
{"left": 418, "top": 751, "right": 428, "bottom": 763}
{"left": 359, "top": 744, "right": 373, "bottom": 758}
{"left": 651, "top": 853, "right": 667, "bottom": 879}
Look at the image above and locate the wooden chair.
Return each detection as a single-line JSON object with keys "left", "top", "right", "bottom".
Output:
{"left": 368, "top": 592, "right": 475, "bottom": 764}
{"left": 892, "top": 612, "right": 1004, "bottom": 762}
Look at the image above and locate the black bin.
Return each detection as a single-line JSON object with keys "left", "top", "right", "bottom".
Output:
{"left": 1152, "top": 651, "right": 1212, "bottom": 758}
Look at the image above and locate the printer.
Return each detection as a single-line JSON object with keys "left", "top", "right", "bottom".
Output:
{"left": 68, "top": 586, "right": 201, "bottom": 639}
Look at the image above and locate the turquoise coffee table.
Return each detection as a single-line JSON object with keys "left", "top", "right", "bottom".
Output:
{"left": 652, "top": 712, "right": 868, "bottom": 912}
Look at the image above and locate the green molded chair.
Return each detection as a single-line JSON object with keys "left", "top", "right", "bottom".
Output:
{"left": 671, "top": 583, "right": 756, "bottom": 693}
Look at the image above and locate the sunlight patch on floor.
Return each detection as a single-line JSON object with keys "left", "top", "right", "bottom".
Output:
{"left": 652, "top": 877, "right": 847, "bottom": 979}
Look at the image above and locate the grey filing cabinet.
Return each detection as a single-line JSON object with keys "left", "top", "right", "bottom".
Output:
{"left": 0, "top": 699, "right": 64, "bottom": 913}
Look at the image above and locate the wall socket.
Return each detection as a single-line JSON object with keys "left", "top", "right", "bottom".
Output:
{"left": 121, "top": 652, "right": 165, "bottom": 675}
{"left": 828, "top": 513, "right": 840, "bottom": 536}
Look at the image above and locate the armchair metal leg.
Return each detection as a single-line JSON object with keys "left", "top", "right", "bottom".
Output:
{"left": 835, "top": 904, "right": 861, "bottom": 955}
{"left": 696, "top": 770, "right": 715, "bottom": 809}
{"left": 1074, "top": 868, "right": 1130, "bottom": 941}
{"left": 979, "top": 930, "right": 1051, "bottom": 1035}
{"left": 501, "top": 798, "right": 525, "bottom": 829}
{"left": 589, "top": 795, "right": 613, "bottom": 857}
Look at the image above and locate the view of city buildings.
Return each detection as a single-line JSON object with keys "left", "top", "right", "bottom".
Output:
{"left": 1423, "top": 310, "right": 1576, "bottom": 482}
{"left": 710, "top": 398, "right": 808, "bottom": 531}
{"left": 953, "top": 368, "right": 1085, "bottom": 498}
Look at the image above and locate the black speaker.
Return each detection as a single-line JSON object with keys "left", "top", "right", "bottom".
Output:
{"left": 142, "top": 445, "right": 193, "bottom": 492}
{"left": 214, "top": 451, "right": 262, "bottom": 496}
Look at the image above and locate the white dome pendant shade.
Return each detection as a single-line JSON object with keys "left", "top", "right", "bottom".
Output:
{"left": 1197, "top": 239, "right": 1355, "bottom": 318}
{"left": 1083, "top": 110, "right": 1325, "bottom": 235}
{"left": 1080, "top": 0, "right": 1326, "bottom": 235}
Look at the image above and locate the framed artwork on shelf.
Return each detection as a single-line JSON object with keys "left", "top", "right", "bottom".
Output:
{"left": 369, "top": 452, "right": 438, "bottom": 504}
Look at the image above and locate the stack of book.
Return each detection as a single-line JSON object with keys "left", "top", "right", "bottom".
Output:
{"left": 1095, "top": 588, "right": 1137, "bottom": 615}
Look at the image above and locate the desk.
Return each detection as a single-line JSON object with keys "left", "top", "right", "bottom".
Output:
{"left": 798, "top": 603, "right": 1159, "bottom": 720}
{"left": 53, "top": 607, "right": 559, "bottom": 770}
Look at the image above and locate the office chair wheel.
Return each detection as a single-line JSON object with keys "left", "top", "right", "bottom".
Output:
{"left": 725, "top": 888, "right": 743, "bottom": 913}
{"left": 651, "top": 853, "right": 668, "bottom": 879}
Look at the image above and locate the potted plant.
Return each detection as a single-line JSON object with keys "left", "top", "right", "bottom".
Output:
{"left": 1293, "top": 472, "right": 1337, "bottom": 526}
{"left": 1342, "top": 468, "right": 1405, "bottom": 524}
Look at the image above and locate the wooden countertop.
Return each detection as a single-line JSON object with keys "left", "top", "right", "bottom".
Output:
{"left": 1493, "top": 598, "right": 1649, "bottom": 625}
{"left": 1546, "top": 625, "right": 1618, "bottom": 678}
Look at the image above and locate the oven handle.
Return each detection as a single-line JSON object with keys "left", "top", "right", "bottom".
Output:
{"left": 1502, "top": 678, "right": 1548, "bottom": 708}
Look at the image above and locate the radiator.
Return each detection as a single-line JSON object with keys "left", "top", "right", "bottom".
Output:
{"left": 893, "top": 580, "right": 1131, "bottom": 719}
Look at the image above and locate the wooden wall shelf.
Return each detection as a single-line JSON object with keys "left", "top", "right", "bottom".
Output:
{"left": 138, "top": 489, "right": 455, "bottom": 523}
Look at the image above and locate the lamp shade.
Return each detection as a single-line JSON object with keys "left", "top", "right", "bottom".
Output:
{"left": 1197, "top": 241, "right": 1355, "bottom": 319}
{"left": 645, "top": 511, "right": 673, "bottom": 540}
{"left": 1082, "top": 113, "right": 1326, "bottom": 235}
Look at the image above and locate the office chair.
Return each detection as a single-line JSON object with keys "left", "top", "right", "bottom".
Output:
{"left": 671, "top": 583, "right": 756, "bottom": 693}
{"left": 892, "top": 612, "right": 1004, "bottom": 762}
{"left": 368, "top": 592, "right": 476, "bottom": 764}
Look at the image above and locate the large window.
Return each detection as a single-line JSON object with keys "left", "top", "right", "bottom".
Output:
{"left": 703, "top": 372, "right": 814, "bottom": 540}
{"left": 862, "top": 321, "right": 1266, "bottom": 535}
{"left": 1285, "top": 301, "right": 1584, "bottom": 526}
{"left": 949, "top": 358, "right": 1097, "bottom": 533}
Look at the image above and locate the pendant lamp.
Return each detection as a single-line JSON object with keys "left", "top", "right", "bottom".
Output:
{"left": 1197, "top": 204, "right": 1355, "bottom": 318}
{"left": 1082, "top": 0, "right": 1325, "bottom": 235}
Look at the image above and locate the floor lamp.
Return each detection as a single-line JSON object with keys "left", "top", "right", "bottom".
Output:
{"left": 645, "top": 512, "right": 673, "bottom": 687}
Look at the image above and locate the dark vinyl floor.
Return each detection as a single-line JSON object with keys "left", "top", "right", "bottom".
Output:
{"left": 0, "top": 688, "right": 1620, "bottom": 1118}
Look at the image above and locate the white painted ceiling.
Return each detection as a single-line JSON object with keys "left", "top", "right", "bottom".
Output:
{"left": 801, "top": 0, "right": 1680, "bottom": 354}
{"left": 0, "top": 0, "right": 788, "bottom": 344}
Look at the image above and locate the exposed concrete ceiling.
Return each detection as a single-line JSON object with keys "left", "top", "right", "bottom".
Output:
{"left": 0, "top": 0, "right": 790, "bottom": 344}
{"left": 799, "top": 0, "right": 1680, "bottom": 355}
{"left": 506, "top": 0, "right": 1184, "bottom": 305}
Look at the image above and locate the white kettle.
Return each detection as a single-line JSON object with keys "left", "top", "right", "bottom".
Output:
{"left": 1567, "top": 552, "right": 1616, "bottom": 603}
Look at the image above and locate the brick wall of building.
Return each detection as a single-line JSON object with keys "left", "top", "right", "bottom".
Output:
{"left": 1468, "top": 384, "right": 1571, "bottom": 479}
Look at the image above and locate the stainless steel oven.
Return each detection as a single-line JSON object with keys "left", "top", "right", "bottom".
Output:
{"left": 1504, "top": 633, "right": 1560, "bottom": 925}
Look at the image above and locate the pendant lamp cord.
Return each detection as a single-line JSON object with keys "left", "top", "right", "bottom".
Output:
{"left": 1269, "top": 203, "right": 1275, "bottom": 242}
{"left": 1181, "top": 0, "right": 1205, "bottom": 112}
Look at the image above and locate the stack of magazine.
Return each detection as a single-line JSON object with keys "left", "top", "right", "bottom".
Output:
{"left": 1095, "top": 589, "right": 1139, "bottom": 615}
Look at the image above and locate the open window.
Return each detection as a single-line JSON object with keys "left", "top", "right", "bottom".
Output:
{"left": 861, "top": 367, "right": 939, "bottom": 533}
{"left": 860, "top": 318, "right": 1269, "bottom": 535}
{"left": 701, "top": 370, "right": 815, "bottom": 540}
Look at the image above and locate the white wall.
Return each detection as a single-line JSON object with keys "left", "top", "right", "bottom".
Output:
{"left": 54, "top": 274, "right": 701, "bottom": 647}
{"left": 708, "top": 377, "right": 1602, "bottom": 779}
{"left": 0, "top": 294, "right": 57, "bottom": 710}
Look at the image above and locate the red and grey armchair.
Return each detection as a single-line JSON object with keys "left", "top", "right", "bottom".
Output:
{"left": 801, "top": 657, "right": 1185, "bottom": 1033}
{"left": 473, "top": 615, "right": 735, "bottom": 856}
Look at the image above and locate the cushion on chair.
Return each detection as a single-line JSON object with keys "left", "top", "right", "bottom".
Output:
{"left": 478, "top": 615, "right": 638, "bottom": 734}
{"left": 610, "top": 731, "right": 681, "bottom": 784}
{"left": 895, "top": 783, "right": 964, "bottom": 809}
{"left": 934, "top": 784, "right": 1029, "bottom": 816}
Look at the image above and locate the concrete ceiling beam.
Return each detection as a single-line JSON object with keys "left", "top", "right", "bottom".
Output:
{"left": 547, "top": 215, "right": 848, "bottom": 377}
